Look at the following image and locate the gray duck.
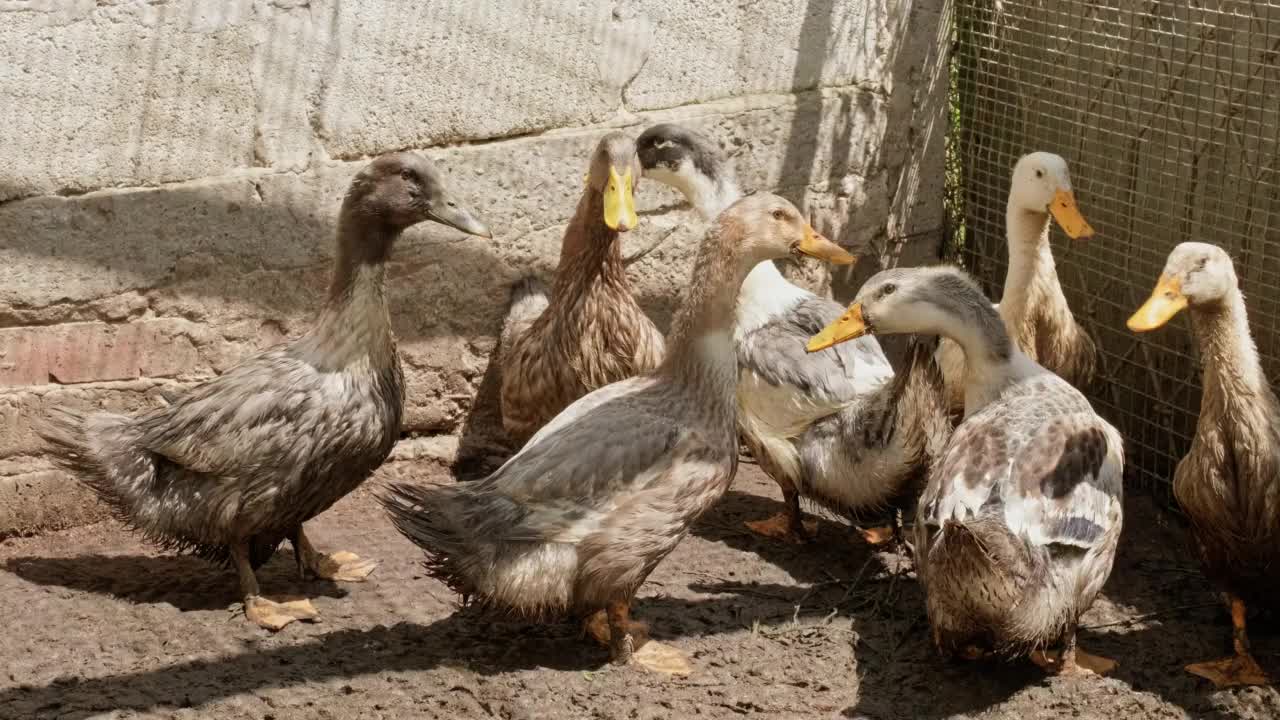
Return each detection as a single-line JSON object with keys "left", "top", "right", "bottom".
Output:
{"left": 37, "top": 152, "right": 491, "bottom": 631}
{"left": 638, "top": 123, "right": 950, "bottom": 546}
{"left": 1128, "top": 242, "right": 1279, "bottom": 687}
{"left": 383, "top": 192, "right": 853, "bottom": 673}
{"left": 499, "top": 131, "right": 665, "bottom": 446}
{"left": 809, "top": 266, "right": 1124, "bottom": 676}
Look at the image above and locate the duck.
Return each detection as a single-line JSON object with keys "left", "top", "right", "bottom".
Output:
{"left": 936, "top": 152, "right": 1096, "bottom": 416}
{"left": 636, "top": 122, "right": 949, "bottom": 545}
{"left": 499, "top": 131, "right": 665, "bottom": 446}
{"left": 808, "top": 265, "right": 1124, "bottom": 675}
{"left": 1127, "top": 242, "right": 1279, "bottom": 687}
{"left": 36, "top": 152, "right": 491, "bottom": 631}
{"left": 382, "top": 192, "right": 854, "bottom": 673}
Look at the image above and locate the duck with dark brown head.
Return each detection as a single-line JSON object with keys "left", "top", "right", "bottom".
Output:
{"left": 37, "top": 152, "right": 491, "bottom": 631}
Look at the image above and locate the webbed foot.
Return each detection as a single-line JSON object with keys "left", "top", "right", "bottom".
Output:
{"left": 1186, "top": 654, "right": 1270, "bottom": 688}
{"left": 957, "top": 644, "right": 991, "bottom": 661}
{"left": 744, "top": 512, "right": 818, "bottom": 544}
{"left": 632, "top": 641, "right": 692, "bottom": 675}
{"left": 588, "top": 603, "right": 692, "bottom": 675}
{"left": 308, "top": 550, "right": 378, "bottom": 582}
{"left": 1032, "top": 647, "right": 1116, "bottom": 676}
{"left": 857, "top": 525, "right": 896, "bottom": 546}
{"left": 244, "top": 595, "right": 320, "bottom": 631}
{"left": 294, "top": 528, "right": 378, "bottom": 582}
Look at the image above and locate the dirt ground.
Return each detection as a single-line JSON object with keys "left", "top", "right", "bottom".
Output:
{"left": 1, "top": 462, "right": 1278, "bottom": 720}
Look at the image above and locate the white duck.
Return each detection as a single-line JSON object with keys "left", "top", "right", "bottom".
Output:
{"left": 936, "top": 152, "right": 1096, "bottom": 416}
{"left": 637, "top": 123, "right": 950, "bottom": 544}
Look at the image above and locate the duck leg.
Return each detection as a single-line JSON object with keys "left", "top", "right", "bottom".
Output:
{"left": 583, "top": 602, "right": 691, "bottom": 675}
{"left": 744, "top": 478, "right": 817, "bottom": 544}
{"left": 234, "top": 542, "right": 319, "bottom": 631}
{"left": 1185, "top": 596, "right": 1271, "bottom": 687}
{"left": 293, "top": 527, "right": 378, "bottom": 583}
{"left": 1030, "top": 628, "right": 1116, "bottom": 676}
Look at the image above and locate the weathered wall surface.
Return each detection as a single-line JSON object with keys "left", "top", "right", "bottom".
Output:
{"left": 0, "top": 0, "right": 948, "bottom": 535}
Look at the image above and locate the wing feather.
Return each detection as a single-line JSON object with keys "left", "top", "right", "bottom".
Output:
{"left": 923, "top": 374, "right": 1123, "bottom": 550}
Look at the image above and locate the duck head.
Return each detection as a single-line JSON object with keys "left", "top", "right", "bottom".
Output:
{"left": 584, "top": 132, "right": 642, "bottom": 232}
{"left": 719, "top": 193, "right": 854, "bottom": 271}
{"left": 807, "top": 266, "right": 1007, "bottom": 360}
{"left": 1128, "top": 242, "right": 1237, "bottom": 331}
{"left": 1009, "top": 152, "right": 1094, "bottom": 240}
{"left": 636, "top": 123, "right": 737, "bottom": 219}
{"left": 345, "top": 152, "right": 491, "bottom": 238}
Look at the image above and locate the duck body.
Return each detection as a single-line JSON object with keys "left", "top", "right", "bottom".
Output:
{"left": 38, "top": 152, "right": 492, "bottom": 630}
{"left": 1176, "top": 385, "right": 1280, "bottom": 605}
{"left": 918, "top": 369, "right": 1123, "bottom": 659}
{"left": 637, "top": 122, "right": 946, "bottom": 542}
{"left": 500, "top": 133, "right": 664, "bottom": 445}
{"left": 1128, "top": 241, "right": 1280, "bottom": 686}
{"left": 43, "top": 317, "right": 403, "bottom": 568}
{"left": 797, "top": 335, "right": 950, "bottom": 521}
{"left": 386, "top": 192, "right": 855, "bottom": 671}
{"left": 395, "top": 369, "right": 737, "bottom": 617}
{"left": 809, "top": 266, "right": 1123, "bottom": 674}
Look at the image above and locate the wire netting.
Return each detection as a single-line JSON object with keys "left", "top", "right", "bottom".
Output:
{"left": 950, "top": 0, "right": 1280, "bottom": 501}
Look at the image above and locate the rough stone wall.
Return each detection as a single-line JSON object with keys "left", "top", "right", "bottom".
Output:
{"left": 0, "top": 0, "right": 948, "bottom": 535}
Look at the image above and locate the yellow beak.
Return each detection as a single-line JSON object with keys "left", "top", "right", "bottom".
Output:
{"left": 796, "top": 224, "right": 856, "bottom": 265}
{"left": 1127, "top": 275, "right": 1188, "bottom": 332}
{"left": 807, "top": 303, "right": 868, "bottom": 352}
{"left": 1050, "top": 189, "right": 1094, "bottom": 239}
{"left": 603, "top": 167, "right": 638, "bottom": 232}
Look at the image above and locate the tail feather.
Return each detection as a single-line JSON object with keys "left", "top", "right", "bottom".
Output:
{"left": 924, "top": 518, "right": 1033, "bottom": 644}
{"left": 35, "top": 406, "right": 136, "bottom": 504}
{"left": 380, "top": 482, "right": 471, "bottom": 594}
{"left": 499, "top": 275, "right": 549, "bottom": 363}
{"left": 36, "top": 406, "right": 288, "bottom": 568}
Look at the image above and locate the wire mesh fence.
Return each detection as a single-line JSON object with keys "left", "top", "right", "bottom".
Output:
{"left": 950, "top": 0, "right": 1280, "bottom": 500}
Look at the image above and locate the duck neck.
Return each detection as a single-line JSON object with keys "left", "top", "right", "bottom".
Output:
{"left": 1192, "top": 290, "right": 1273, "bottom": 418}
{"left": 659, "top": 226, "right": 744, "bottom": 413}
{"left": 304, "top": 214, "right": 397, "bottom": 370}
{"left": 1001, "top": 204, "right": 1067, "bottom": 345}
{"left": 946, "top": 300, "right": 1029, "bottom": 415}
{"left": 551, "top": 189, "right": 628, "bottom": 303}
{"left": 685, "top": 174, "right": 741, "bottom": 221}
{"left": 735, "top": 260, "right": 809, "bottom": 338}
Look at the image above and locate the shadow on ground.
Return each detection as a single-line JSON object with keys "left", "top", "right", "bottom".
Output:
{"left": 3, "top": 551, "right": 346, "bottom": 612}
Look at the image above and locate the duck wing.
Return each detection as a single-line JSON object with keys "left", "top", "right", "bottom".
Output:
{"left": 924, "top": 378, "right": 1122, "bottom": 550}
{"left": 739, "top": 296, "right": 892, "bottom": 429}
{"left": 134, "top": 348, "right": 399, "bottom": 480}
{"left": 466, "top": 378, "right": 730, "bottom": 544}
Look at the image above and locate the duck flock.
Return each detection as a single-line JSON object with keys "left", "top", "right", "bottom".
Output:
{"left": 35, "top": 123, "right": 1278, "bottom": 688}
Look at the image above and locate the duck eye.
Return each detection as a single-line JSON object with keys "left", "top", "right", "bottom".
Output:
{"left": 772, "top": 209, "right": 786, "bottom": 221}
{"left": 1196, "top": 258, "right": 1208, "bottom": 270}
{"left": 400, "top": 168, "right": 415, "bottom": 181}
{"left": 1034, "top": 169, "right": 1044, "bottom": 179}
{"left": 882, "top": 283, "right": 896, "bottom": 297}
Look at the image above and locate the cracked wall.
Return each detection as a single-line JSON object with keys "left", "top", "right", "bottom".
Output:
{"left": 0, "top": 0, "right": 949, "bottom": 534}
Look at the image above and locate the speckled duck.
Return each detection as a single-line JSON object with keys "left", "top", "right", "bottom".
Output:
{"left": 383, "top": 192, "right": 853, "bottom": 673}
{"left": 37, "top": 152, "right": 491, "bottom": 631}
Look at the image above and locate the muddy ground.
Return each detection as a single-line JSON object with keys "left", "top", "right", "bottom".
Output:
{"left": 1, "top": 462, "right": 1277, "bottom": 720}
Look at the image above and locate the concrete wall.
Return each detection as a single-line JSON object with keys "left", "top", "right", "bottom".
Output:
{"left": 0, "top": 0, "right": 948, "bottom": 535}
